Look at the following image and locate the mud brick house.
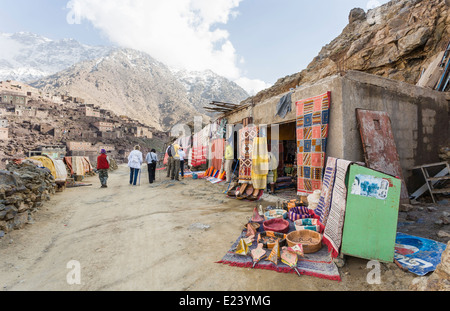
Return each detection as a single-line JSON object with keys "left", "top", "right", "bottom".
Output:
{"left": 79, "top": 104, "right": 101, "bottom": 118}
{"left": 93, "top": 121, "right": 114, "bottom": 132}
{"left": 1, "top": 92, "right": 27, "bottom": 105}
{"left": 123, "top": 125, "right": 153, "bottom": 139}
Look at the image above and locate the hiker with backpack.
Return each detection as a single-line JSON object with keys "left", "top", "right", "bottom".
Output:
{"left": 146, "top": 148, "right": 159, "bottom": 184}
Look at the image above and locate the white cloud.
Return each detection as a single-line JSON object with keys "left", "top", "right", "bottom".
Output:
{"left": 366, "top": 0, "right": 381, "bottom": 10}
{"left": 65, "top": 0, "right": 269, "bottom": 94}
{"left": 234, "top": 77, "right": 272, "bottom": 96}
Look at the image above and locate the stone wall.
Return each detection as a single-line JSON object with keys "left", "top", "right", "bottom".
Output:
{"left": 0, "top": 162, "right": 57, "bottom": 238}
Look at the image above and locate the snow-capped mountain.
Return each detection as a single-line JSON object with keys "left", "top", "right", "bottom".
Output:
{"left": 171, "top": 68, "right": 249, "bottom": 114}
{"left": 0, "top": 32, "right": 250, "bottom": 130}
{"left": 0, "top": 32, "right": 113, "bottom": 82}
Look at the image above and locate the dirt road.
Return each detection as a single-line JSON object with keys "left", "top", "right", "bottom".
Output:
{"left": 0, "top": 165, "right": 418, "bottom": 291}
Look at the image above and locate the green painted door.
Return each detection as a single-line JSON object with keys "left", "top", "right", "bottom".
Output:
{"left": 341, "top": 164, "right": 401, "bottom": 262}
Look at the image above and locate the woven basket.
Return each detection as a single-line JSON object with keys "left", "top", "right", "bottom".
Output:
{"left": 286, "top": 230, "right": 322, "bottom": 254}
{"left": 264, "top": 209, "right": 287, "bottom": 221}
{"left": 263, "top": 218, "right": 290, "bottom": 234}
{"left": 258, "top": 231, "right": 287, "bottom": 249}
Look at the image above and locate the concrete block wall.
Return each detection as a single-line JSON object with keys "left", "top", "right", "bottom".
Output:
{"left": 222, "top": 71, "right": 448, "bottom": 193}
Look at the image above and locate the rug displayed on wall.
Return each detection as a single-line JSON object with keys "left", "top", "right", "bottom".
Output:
{"left": 296, "top": 92, "right": 331, "bottom": 196}
{"left": 239, "top": 125, "right": 259, "bottom": 184}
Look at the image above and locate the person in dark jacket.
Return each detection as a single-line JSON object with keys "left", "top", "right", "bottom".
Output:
{"left": 145, "top": 149, "right": 159, "bottom": 184}
{"left": 97, "top": 149, "right": 110, "bottom": 188}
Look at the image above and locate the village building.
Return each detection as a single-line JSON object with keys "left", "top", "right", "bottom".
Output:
{"left": 93, "top": 121, "right": 114, "bottom": 132}
{"left": 29, "top": 145, "right": 67, "bottom": 159}
{"left": 1, "top": 92, "right": 27, "bottom": 105}
{"left": 79, "top": 104, "right": 101, "bottom": 118}
{"left": 217, "top": 71, "right": 449, "bottom": 198}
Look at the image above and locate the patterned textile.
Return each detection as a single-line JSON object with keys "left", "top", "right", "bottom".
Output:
{"left": 210, "top": 138, "right": 224, "bottom": 171}
{"left": 323, "top": 160, "right": 352, "bottom": 258}
{"left": 251, "top": 136, "right": 269, "bottom": 190}
{"left": 296, "top": 92, "right": 331, "bottom": 196}
{"left": 314, "top": 157, "right": 337, "bottom": 226}
{"left": 191, "top": 127, "right": 208, "bottom": 167}
{"left": 216, "top": 220, "right": 341, "bottom": 281}
{"left": 239, "top": 125, "right": 259, "bottom": 183}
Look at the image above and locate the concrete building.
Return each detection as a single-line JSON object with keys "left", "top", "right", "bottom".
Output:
{"left": 220, "top": 71, "right": 449, "bottom": 194}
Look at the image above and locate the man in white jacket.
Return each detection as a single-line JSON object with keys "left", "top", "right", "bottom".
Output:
{"left": 128, "top": 145, "right": 143, "bottom": 186}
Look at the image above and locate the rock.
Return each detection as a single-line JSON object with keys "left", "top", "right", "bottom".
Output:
{"left": 400, "top": 203, "right": 415, "bottom": 212}
{"left": 426, "top": 206, "right": 437, "bottom": 212}
{"left": 0, "top": 230, "right": 4, "bottom": 238}
{"left": 437, "top": 231, "right": 450, "bottom": 238}
{"left": 410, "top": 241, "right": 450, "bottom": 290}
{"left": 349, "top": 8, "right": 366, "bottom": 24}
{"left": 446, "top": 0, "right": 450, "bottom": 6}
{"left": 0, "top": 220, "right": 6, "bottom": 230}
{"left": 406, "top": 212, "right": 420, "bottom": 221}
{"left": 398, "top": 26, "right": 432, "bottom": 55}
{"left": 12, "top": 212, "right": 28, "bottom": 230}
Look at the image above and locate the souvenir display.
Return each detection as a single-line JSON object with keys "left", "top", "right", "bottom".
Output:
{"left": 251, "top": 243, "right": 267, "bottom": 268}
{"left": 281, "top": 247, "right": 301, "bottom": 277}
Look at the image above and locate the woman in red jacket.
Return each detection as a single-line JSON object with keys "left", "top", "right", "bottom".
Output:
{"left": 97, "top": 149, "right": 110, "bottom": 188}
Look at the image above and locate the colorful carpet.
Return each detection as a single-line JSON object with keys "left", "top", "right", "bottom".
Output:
{"left": 296, "top": 92, "right": 331, "bottom": 196}
{"left": 314, "top": 157, "right": 337, "bottom": 225}
{"left": 217, "top": 219, "right": 341, "bottom": 281}
{"left": 323, "top": 159, "right": 352, "bottom": 258}
{"left": 394, "top": 232, "right": 447, "bottom": 276}
{"left": 210, "top": 138, "right": 225, "bottom": 172}
{"left": 239, "top": 125, "right": 259, "bottom": 184}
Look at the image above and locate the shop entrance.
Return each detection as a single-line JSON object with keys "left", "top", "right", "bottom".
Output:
{"left": 268, "top": 121, "right": 297, "bottom": 200}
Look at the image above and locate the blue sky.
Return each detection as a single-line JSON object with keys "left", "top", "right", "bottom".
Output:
{"left": 0, "top": 0, "right": 390, "bottom": 94}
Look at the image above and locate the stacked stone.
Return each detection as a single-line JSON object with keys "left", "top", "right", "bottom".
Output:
{"left": 0, "top": 162, "right": 56, "bottom": 238}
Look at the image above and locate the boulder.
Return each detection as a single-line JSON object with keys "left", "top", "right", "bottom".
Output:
{"left": 349, "top": 8, "right": 366, "bottom": 24}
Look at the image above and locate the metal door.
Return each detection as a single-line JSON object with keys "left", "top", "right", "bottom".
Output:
{"left": 341, "top": 164, "right": 401, "bottom": 262}
{"left": 356, "top": 109, "right": 410, "bottom": 204}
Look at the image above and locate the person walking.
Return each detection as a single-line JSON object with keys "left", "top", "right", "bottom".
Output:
{"left": 178, "top": 147, "right": 186, "bottom": 179}
{"left": 166, "top": 143, "right": 174, "bottom": 178}
{"left": 170, "top": 141, "right": 181, "bottom": 181}
{"left": 97, "top": 149, "right": 110, "bottom": 188}
{"left": 145, "top": 148, "right": 159, "bottom": 184}
{"left": 224, "top": 140, "right": 234, "bottom": 183}
{"left": 128, "top": 145, "right": 143, "bottom": 186}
